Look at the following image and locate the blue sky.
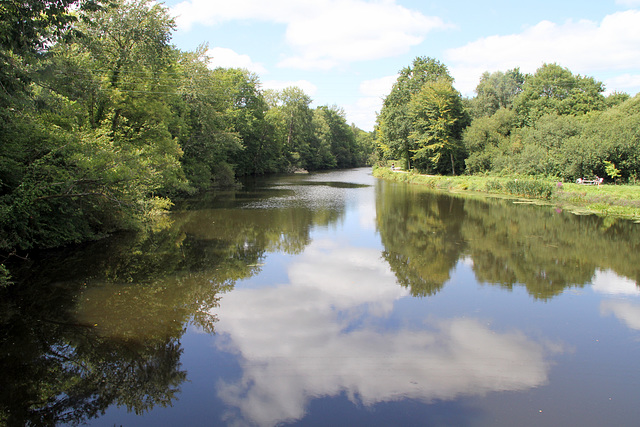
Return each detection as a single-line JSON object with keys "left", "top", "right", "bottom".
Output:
{"left": 162, "top": 0, "right": 640, "bottom": 131}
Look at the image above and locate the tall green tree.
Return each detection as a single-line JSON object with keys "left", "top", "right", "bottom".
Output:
{"left": 561, "top": 93, "right": 640, "bottom": 181}
{"left": 313, "top": 106, "right": 358, "bottom": 169}
{"left": 172, "top": 55, "right": 246, "bottom": 188}
{"left": 220, "top": 68, "right": 273, "bottom": 176}
{"left": 310, "top": 108, "right": 338, "bottom": 170}
{"left": 377, "top": 57, "right": 452, "bottom": 170}
{"left": 408, "top": 79, "right": 469, "bottom": 174}
{"left": 265, "top": 86, "right": 314, "bottom": 170}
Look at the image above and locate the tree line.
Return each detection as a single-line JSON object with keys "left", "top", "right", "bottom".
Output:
{"left": 376, "top": 57, "right": 640, "bottom": 183}
{"left": 0, "top": 0, "right": 374, "bottom": 279}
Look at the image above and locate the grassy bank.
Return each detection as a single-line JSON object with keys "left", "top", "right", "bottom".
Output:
{"left": 373, "top": 167, "right": 640, "bottom": 221}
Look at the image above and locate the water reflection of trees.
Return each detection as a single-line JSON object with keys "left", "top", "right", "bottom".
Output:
{"left": 376, "top": 181, "right": 466, "bottom": 297}
{"left": 0, "top": 276, "right": 187, "bottom": 426}
{"left": 1, "top": 187, "right": 340, "bottom": 425}
{"left": 463, "top": 199, "right": 640, "bottom": 300}
{"left": 376, "top": 180, "right": 640, "bottom": 299}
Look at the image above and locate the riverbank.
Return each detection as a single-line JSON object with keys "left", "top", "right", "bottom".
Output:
{"left": 373, "top": 167, "right": 640, "bottom": 221}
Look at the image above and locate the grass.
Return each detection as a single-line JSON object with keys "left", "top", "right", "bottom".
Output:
{"left": 373, "top": 166, "right": 640, "bottom": 221}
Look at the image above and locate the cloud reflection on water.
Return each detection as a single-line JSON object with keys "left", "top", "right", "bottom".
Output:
{"left": 213, "top": 240, "right": 555, "bottom": 426}
{"left": 601, "top": 300, "right": 640, "bottom": 330}
{"left": 593, "top": 269, "right": 640, "bottom": 331}
{"left": 591, "top": 268, "right": 640, "bottom": 296}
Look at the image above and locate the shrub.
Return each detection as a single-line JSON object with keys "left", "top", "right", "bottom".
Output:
{"left": 213, "top": 162, "right": 236, "bottom": 187}
{"left": 485, "top": 179, "right": 504, "bottom": 192}
{"left": 503, "top": 179, "right": 555, "bottom": 199}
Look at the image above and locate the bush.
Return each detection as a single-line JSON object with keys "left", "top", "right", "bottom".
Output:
{"left": 213, "top": 162, "right": 236, "bottom": 187}
{"left": 485, "top": 179, "right": 504, "bottom": 192}
{"left": 0, "top": 264, "right": 11, "bottom": 288}
{"left": 503, "top": 178, "right": 555, "bottom": 199}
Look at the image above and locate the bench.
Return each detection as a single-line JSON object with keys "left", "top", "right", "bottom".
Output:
{"left": 576, "top": 177, "right": 603, "bottom": 186}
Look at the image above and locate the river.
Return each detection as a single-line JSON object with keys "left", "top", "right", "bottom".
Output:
{"left": 2, "top": 167, "right": 640, "bottom": 426}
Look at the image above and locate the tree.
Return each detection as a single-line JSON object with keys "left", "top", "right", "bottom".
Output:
{"left": 1, "top": 0, "right": 188, "bottom": 254}
{"left": 463, "top": 108, "right": 517, "bottom": 174}
{"left": 513, "top": 63, "right": 605, "bottom": 125}
{"left": 172, "top": 56, "right": 247, "bottom": 188}
{"left": 313, "top": 106, "right": 359, "bottom": 169}
{"left": 310, "top": 108, "right": 338, "bottom": 170}
{"left": 0, "top": 0, "right": 103, "bottom": 100}
{"left": 265, "top": 86, "right": 314, "bottom": 171}
{"left": 351, "top": 125, "right": 376, "bottom": 166}
{"left": 561, "top": 94, "right": 640, "bottom": 181}
{"left": 408, "top": 79, "right": 469, "bottom": 175}
{"left": 220, "top": 68, "right": 273, "bottom": 176}
{"left": 377, "top": 57, "right": 452, "bottom": 170}
{"left": 470, "top": 68, "right": 524, "bottom": 118}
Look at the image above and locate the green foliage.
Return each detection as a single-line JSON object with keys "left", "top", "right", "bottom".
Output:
{"left": 377, "top": 57, "right": 453, "bottom": 170}
{"left": 312, "top": 105, "right": 360, "bottom": 169}
{"left": 470, "top": 68, "right": 524, "bottom": 118}
{"left": 605, "top": 91, "right": 630, "bottom": 108}
{"left": 409, "top": 78, "right": 469, "bottom": 174}
{"left": 0, "top": 264, "right": 11, "bottom": 288}
{"left": 502, "top": 178, "right": 555, "bottom": 199}
{"left": 311, "top": 108, "right": 339, "bottom": 170}
{"left": 212, "top": 162, "right": 236, "bottom": 187}
{"left": 513, "top": 63, "right": 606, "bottom": 126}
{"left": 604, "top": 161, "right": 621, "bottom": 181}
{"left": 560, "top": 95, "right": 640, "bottom": 181}
{"left": 4, "top": 0, "right": 187, "bottom": 250}
{"left": 463, "top": 108, "right": 517, "bottom": 174}
{"left": 0, "top": 0, "right": 372, "bottom": 265}
{"left": 456, "top": 62, "right": 637, "bottom": 182}
{"left": 268, "top": 86, "right": 315, "bottom": 170}
{"left": 0, "top": 1, "right": 102, "bottom": 54}
{"left": 485, "top": 179, "right": 504, "bottom": 193}
{"left": 352, "top": 125, "right": 376, "bottom": 165}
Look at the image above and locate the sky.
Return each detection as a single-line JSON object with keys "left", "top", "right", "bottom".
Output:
{"left": 161, "top": 0, "right": 640, "bottom": 131}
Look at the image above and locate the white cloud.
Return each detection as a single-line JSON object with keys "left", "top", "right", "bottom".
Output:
{"left": 616, "top": 0, "right": 640, "bottom": 6}
{"left": 359, "top": 74, "right": 397, "bottom": 98}
{"left": 604, "top": 73, "right": 640, "bottom": 95}
{"left": 447, "top": 10, "right": 640, "bottom": 95}
{"left": 205, "top": 47, "right": 267, "bottom": 74}
{"left": 601, "top": 301, "right": 640, "bottom": 330}
{"left": 262, "top": 79, "right": 318, "bottom": 96}
{"left": 171, "top": 0, "right": 450, "bottom": 70}
{"left": 211, "top": 239, "right": 557, "bottom": 426}
{"left": 341, "top": 75, "right": 397, "bottom": 130}
{"left": 278, "top": 1, "right": 449, "bottom": 70}
{"left": 171, "top": 0, "right": 318, "bottom": 29}
{"left": 343, "top": 97, "right": 382, "bottom": 131}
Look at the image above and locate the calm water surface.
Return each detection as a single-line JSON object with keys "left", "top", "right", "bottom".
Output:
{"left": 3, "top": 168, "right": 640, "bottom": 426}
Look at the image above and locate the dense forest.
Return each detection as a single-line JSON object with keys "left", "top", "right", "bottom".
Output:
{"left": 0, "top": 0, "right": 374, "bottom": 282}
{"left": 376, "top": 57, "right": 639, "bottom": 182}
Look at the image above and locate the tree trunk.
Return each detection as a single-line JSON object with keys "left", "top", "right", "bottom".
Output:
{"left": 450, "top": 152, "right": 456, "bottom": 176}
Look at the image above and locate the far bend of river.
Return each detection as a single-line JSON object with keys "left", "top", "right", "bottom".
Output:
{"left": 3, "top": 167, "right": 640, "bottom": 427}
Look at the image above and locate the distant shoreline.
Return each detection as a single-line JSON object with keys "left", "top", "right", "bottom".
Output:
{"left": 373, "top": 167, "right": 640, "bottom": 222}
